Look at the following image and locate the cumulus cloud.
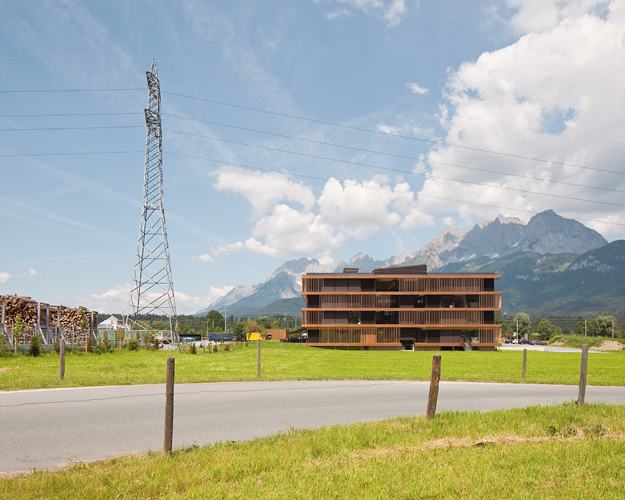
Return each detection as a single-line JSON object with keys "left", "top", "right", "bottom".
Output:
{"left": 414, "top": 1, "right": 625, "bottom": 239}
{"left": 213, "top": 167, "right": 316, "bottom": 219}
{"left": 406, "top": 82, "right": 429, "bottom": 94}
{"left": 207, "top": 169, "right": 422, "bottom": 258}
{"left": 0, "top": 272, "right": 11, "bottom": 284}
{"left": 505, "top": 0, "right": 610, "bottom": 34}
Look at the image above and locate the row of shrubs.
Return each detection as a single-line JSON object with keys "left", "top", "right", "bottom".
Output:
{"left": 181, "top": 341, "right": 248, "bottom": 355}
{"left": 0, "top": 333, "right": 250, "bottom": 357}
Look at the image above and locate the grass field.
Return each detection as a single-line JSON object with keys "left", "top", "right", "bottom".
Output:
{"left": 1, "top": 342, "right": 624, "bottom": 391}
{"left": 1, "top": 403, "right": 624, "bottom": 499}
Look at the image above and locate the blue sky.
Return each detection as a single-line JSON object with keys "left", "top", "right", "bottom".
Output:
{"left": 1, "top": 0, "right": 624, "bottom": 314}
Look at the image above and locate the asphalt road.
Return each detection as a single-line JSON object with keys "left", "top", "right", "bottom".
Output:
{"left": 2, "top": 380, "right": 625, "bottom": 474}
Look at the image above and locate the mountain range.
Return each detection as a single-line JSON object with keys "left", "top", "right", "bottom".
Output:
{"left": 196, "top": 210, "right": 620, "bottom": 318}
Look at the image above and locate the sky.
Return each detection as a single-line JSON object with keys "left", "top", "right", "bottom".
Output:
{"left": 1, "top": 0, "right": 625, "bottom": 315}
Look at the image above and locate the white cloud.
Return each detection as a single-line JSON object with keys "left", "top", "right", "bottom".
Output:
{"left": 27, "top": 269, "right": 38, "bottom": 276}
{"left": 0, "top": 272, "right": 11, "bottom": 284}
{"left": 213, "top": 167, "right": 316, "bottom": 219}
{"left": 325, "top": 0, "right": 408, "bottom": 27}
{"left": 406, "top": 82, "right": 429, "bottom": 95}
{"left": 190, "top": 254, "right": 214, "bottom": 262}
{"left": 319, "top": 178, "right": 404, "bottom": 238}
{"left": 325, "top": 9, "right": 354, "bottom": 20}
{"left": 505, "top": 0, "right": 609, "bottom": 34}
{"left": 376, "top": 124, "right": 401, "bottom": 135}
{"left": 212, "top": 241, "right": 245, "bottom": 256}
{"left": 442, "top": 216, "right": 455, "bottom": 226}
{"left": 211, "top": 171, "right": 424, "bottom": 257}
{"left": 414, "top": 2, "right": 625, "bottom": 239}
{"left": 78, "top": 284, "right": 234, "bottom": 315}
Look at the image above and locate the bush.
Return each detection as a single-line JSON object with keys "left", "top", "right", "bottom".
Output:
{"left": 86, "top": 334, "right": 93, "bottom": 353}
{"left": 224, "top": 343, "right": 231, "bottom": 352}
{"left": 0, "top": 334, "right": 11, "bottom": 357}
{"left": 189, "top": 343, "right": 197, "bottom": 354}
{"left": 28, "top": 334, "right": 43, "bottom": 357}
{"left": 127, "top": 338, "right": 139, "bottom": 351}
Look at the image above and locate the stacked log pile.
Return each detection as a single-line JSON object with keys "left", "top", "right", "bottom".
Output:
{"left": 1, "top": 295, "right": 97, "bottom": 344}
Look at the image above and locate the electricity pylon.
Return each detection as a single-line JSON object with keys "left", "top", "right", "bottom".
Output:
{"left": 127, "top": 60, "right": 178, "bottom": 340}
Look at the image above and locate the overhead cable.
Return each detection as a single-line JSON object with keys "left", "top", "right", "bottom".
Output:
{"left": 164, "top": 151, "right": 625, "bottom": 228}
{"left": 162, "top": 113, "right": 625, "bottom": 195}
{"left": 162, "top": 91, "right": 625, "bottom": 175}
{"left": 163, "top": 129, "right": 625, "bottom": 209}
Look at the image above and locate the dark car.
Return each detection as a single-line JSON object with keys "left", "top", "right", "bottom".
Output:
{"left": 531, "top": 340, "right": 547, "bottom": 346}
{"left": 519, "top": 338, "right": 531, "bottom": 345}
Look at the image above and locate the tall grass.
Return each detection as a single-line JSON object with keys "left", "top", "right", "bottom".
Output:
{"left": 2, "top": 403, "right": 624, "bottom": 499}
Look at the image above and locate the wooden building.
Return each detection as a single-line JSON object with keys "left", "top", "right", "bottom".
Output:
{"left": 301, "top": 265, "right": 502, "bottom": 351}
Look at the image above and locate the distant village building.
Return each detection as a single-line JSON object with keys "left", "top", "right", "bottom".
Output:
{"left": 301, "top": 265, "right": 502, "bottom": 351}
{"left": 97, "top": 315, "right": 129, "bottom": 332}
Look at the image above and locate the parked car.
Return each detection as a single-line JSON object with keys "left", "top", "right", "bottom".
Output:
{"left": 531, "top": 340, "right": 547, "bottom": 346}
{"left": 511, "top": 339, "right": 519, "bottom": 344}
{"left": 519, "top": 338, "right": 531, "bottom": 345}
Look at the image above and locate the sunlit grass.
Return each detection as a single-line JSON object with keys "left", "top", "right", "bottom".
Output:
{"left": 1, "top": 342, "right": 623, "bottom": 391}
{"left": 2, "top": 403, "right": 624, "bottom": 499}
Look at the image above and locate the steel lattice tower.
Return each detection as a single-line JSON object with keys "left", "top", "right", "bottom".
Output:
{"left": 128, "top": 60, "right": 177, "bottom": 338}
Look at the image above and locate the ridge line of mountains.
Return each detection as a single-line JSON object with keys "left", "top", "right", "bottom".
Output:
{"left": 196, "top": 210, "right": 625, "bottom": 318}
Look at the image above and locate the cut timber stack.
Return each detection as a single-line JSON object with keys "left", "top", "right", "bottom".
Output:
{"left": 1, "top": 295, "right": 97, "bottom": 344}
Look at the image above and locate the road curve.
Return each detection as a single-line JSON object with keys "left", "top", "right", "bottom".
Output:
{"left": 2, "top": 380, "right": 625, "bottom": 474}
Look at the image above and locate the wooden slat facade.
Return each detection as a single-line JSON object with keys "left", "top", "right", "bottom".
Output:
{"left": 301, "top": 267, "right": 502, "bottom": 350}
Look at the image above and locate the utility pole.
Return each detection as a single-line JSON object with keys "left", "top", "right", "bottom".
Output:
{"left": 128, "top": 59, "right": 178, "bottom": 342}
{"left": 585, "top": 319, "right": 587, "bottom": 337}
{"left": 612, "top": 318, "right": 614, "bottom": 339}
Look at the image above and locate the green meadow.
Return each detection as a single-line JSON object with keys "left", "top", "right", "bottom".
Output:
{"left": 1, "top": 341, "right": 624, "bottom": 391}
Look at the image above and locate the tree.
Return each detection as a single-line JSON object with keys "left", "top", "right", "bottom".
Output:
{"left": 536, "top": 318, "right": 562, "bottom": 340}
{"left": 206, "top": 310, "right": 225, "bottom": 332}
{"left": 595, "top": 316, "right": 615, "bottom": 337}
{"left": 13, "top": 313, "right": 25, "bottom": 354}
{"left": 513, "top": 313, "right": 531, "bottom": 339}
{"left": 271, "top": 320, "right": 280, "bottom": 330}
{"left": 233, "top": 322, "right": 247, "bottom": 342}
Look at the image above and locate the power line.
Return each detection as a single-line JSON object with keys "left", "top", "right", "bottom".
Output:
{"left": 0, "top": 151, "right": 142, "bottom": 157}
{"left": 0, "top": 126, "right": 141, "bottom": 131}
{"left": 162, "top": 91, "right": 625, "bottom": 175}
{"left": 163, "top": 112, "right": 625, "bottom": 196}
{"left": 298, "top": 87, "right": 625, "bottom": 147}
{"left": 0, "top": 88, "right": 143, "bottom": 93}
{"left": 147, "top": 58, "right": 622, "bottom": 146}
{"left": 164, "top": 151, "right": 625, "bottom": 227}
{"left": 0, "top": 112, "right": 142, "bottom": 117}
{"left": 163, "top": 129, "right": 625, "bottom": 209}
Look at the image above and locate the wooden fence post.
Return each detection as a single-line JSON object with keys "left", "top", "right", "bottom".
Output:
{"left": 257, "top": 339, "right": 261, "bottom": 378}
{"left": 59, "top": 338, "right": 65, "bottom": 380}
{"left": 426, "top": 355, "right": 442, "bottom": 420}
{"left": 522, "top": 349, "right": 527, "bottom": 380}
{"left": 164, "top": 356, "right": 175, "bottom": 455}
{"left": 577, "top": 344, "right": 588, "bottom": 407}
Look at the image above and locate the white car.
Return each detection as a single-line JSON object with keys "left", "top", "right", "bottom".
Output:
{"left": 512, "top": 339, "right": 519, "bottom": 344}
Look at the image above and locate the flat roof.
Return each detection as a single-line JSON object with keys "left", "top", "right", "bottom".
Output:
{"left": 304, "top": 272, "right": 502, "bottom": 277}
{"left": 304, "top": 264, "right": 501, "bottom": 278}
